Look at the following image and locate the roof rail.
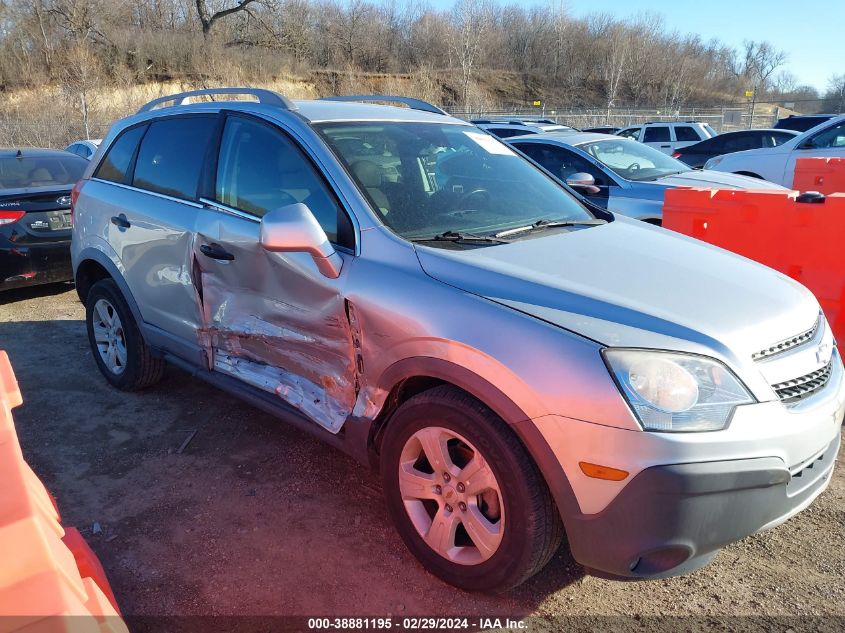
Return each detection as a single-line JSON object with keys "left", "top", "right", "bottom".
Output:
{"left": 138, "top": 87, "right": 296, "bottom": 113}
{"left": 320, "top": 95, "right": 447, "bottom": 116}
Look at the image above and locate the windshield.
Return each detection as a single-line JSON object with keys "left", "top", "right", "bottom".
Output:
{"left": 316, "top": 122, "right": 593, "bottom": 240}
{"left": 577, "top": 139, "right": 690, "bottom": 182}
{"left": 0, "top": 155, "right": 87, "bottom": 190}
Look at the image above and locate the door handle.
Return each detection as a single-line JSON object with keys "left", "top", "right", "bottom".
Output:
{"left": 200, "top": 243, "right": 235, "bottom": 261}
{"left": 110, "top": 215, "right": 130, "bottom": 229}
{"left": 660, "top": 145, "right": 671, "bottom": 148}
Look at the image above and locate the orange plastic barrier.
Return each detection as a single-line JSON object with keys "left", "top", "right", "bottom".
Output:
{"left": 0, "top": 351, "right": 128, "bottom": 633}
{"left": 793, "top": 157, "right": 845, "bottom": 194}
{"left": 663, "top": 188, "right": 845, "bottom": 343}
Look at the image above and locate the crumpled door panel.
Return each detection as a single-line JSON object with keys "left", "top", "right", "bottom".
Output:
{"left": 193, "top": 214, "right": 356, "bottom": 434}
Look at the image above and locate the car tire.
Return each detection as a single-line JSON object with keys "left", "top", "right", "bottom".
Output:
{"left": 380, "top": 385, "right": 563, "bottom": 592}
{"left": 85, "top": 278, "right": 165, "bottom": 391}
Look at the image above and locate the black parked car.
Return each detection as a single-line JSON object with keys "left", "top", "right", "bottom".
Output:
{"left": 773, "top": 114, "right": 838, "bottom": 132}
{"left": 1, "top": 148, "right": 87, "bottom": 292}
{"left": 671, "top": 129, "right": 799, "bottom": 168}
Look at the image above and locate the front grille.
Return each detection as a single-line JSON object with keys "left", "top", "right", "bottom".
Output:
{"left": 772, "top": 361, "right": 833, "bottom": 404}
{"left": 753, "top": 317, "right": 819, "bottom": 361}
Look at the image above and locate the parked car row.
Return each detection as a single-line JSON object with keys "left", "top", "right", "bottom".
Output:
{"left": 477, "top": 114, "right": 845, "bottom": 187}
{"left": 65, "top": 89, "right": 842, "bottom": 593}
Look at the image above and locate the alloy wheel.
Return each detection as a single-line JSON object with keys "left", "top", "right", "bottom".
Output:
{"left": 398, "top": 426, "right": 505, "bottom": 565}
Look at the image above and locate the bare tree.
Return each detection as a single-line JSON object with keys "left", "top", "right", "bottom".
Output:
{"left": 827, "top": 74, "right": 845, "bottom": 113}
{"left": 194, "top": 0, "right": 259, "bottom": 36}
{"left": 60, "top": 42, "right": 102, "bottom": 139}
{"left": 450, "top": 0, "right": 491, "bottom": 106}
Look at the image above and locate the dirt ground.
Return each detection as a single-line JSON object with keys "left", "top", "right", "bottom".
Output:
{"left": 1, "top": 283, "right": 844, "bottom": 631}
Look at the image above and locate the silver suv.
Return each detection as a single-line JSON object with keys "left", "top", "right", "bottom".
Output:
{"left": 71, "top": 88, "right": 843, "bottom": 591}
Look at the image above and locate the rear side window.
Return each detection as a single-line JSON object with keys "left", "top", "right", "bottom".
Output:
{"left": 95, "top": 125, "right": 147, "bottom": 183}
{"left": 489, "top": 127, "right": 536, "bottom": 139}
{"left": 721, "top": 134, "right": 756, "bottom": 152}
{"left": 215, "top": 115, "right": 354, "bottom": 248}
{"left": 643, "top": 126, "right": 670, "bottom": 142}
{"left": 617, "top": 127, "right": 640, "bottom": 139}
{"left": 132, "top": 117, "right": 217, "bottom": 200}
{"left": 674, "top": 126, "right": 701, "bottom": 142}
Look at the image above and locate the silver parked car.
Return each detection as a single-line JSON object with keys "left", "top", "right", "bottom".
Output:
{"left": 71, "top": 88, "right": 843, "bottom": 591}
{"left": 508, "top": 132, "right": 785, "bottom": 223}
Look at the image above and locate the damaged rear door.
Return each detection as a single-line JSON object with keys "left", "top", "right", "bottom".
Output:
{"left": 193, "top": 113, "right": 358, "bottom": 433}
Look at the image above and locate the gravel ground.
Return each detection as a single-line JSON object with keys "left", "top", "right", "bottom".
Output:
{"left": 1, "top": 283, "right": 843, "bottom": 632}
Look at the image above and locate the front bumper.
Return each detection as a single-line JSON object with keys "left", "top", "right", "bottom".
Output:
{"left": 520, "top": 348, "right": 845, "bottom": 578}
{"left": 1, "top": 240, "right": 72, "bottom": 291}
{"left": 565, "top": 432, "right": 840, "bottom": 578}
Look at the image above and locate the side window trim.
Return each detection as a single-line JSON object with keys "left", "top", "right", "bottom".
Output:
{"left": 213, "top": 110, "right": 357, "bottom": 252}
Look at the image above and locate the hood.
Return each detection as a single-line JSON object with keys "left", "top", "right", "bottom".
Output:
{"left": 414, "top": 218, "right": 819, "bottom": 361}
{"left": 654, "top": 169, "right": 785, "bottom": 190}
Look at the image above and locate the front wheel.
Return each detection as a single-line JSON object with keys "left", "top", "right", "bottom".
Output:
{"left": 85, "top": 279, "right": 165, "bottom": 390}
{"left": 380, "top": 386, "right": 563, "bottom": 592}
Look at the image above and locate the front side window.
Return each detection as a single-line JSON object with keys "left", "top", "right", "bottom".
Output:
{"left": 95, "top": 125, "right": 147, "bottom": 184}
{"left": 515, "top": 143, "right": 610, "bottom": 187}
{"left": 133, "top": 117, "right": 217, "bottom": 200}
{"left": 317, "top": 122, "right": 594, "bottom": 241}
{"left": 643, "top": 126, "right": 670, "bottom": 142}
{"left": 807, "top": 122, "right": 845, "bottom": 149}
{"left": 579, "top": 139, "right": 689, "bottom": 181}
{"left": 215, "top": 116, "right": 353, "bottom": 247}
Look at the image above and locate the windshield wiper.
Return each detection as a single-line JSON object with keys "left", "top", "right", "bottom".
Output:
{"left": 494, "top": 218, "right": 606, "bottom": 238}
{"left": 411, "top": 230, "right": 511, "bottom": 245}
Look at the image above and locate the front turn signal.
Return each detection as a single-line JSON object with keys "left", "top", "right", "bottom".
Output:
{"left": 578, "top": 461, "right": 629, "bottom": 481}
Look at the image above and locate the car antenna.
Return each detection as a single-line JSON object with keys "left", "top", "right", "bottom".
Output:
{"left": 15, "top": 149, "right": 23, "bottom": 159}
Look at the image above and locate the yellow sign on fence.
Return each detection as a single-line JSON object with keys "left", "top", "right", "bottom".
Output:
{"left": 532, "top": 100, "right": 542, "bottom": 107}
{"left": 744, "top": 90, "right": 754, "bottom": 98}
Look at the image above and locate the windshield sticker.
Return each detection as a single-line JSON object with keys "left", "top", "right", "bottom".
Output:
{"left": 463, "top": 131, "right": 517, "bottom": 156}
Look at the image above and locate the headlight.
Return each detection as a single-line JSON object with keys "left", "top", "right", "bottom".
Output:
{"left": 704, "top": 156, "right": 722, "bottom": 170}
{"left": 603, "top": 350, "right": 754, "bottom": 432}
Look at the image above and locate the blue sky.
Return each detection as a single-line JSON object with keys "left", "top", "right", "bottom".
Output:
{"left": 427, "top": 0, "right": 842, "bottom": 93}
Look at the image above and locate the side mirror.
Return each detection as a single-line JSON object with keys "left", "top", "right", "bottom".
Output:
{"left": 260, "top": 203, "right": 343, "bottom": 279}
{"left": 565, "top": 172, "right": 601, "bottom": 194}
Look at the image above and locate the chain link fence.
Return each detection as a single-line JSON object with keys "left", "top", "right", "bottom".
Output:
{"left": 447, "top": 106, "right": 785, "bottom": 134}
{"left": 2, "top": 103, "right": 788, "bottom": 150}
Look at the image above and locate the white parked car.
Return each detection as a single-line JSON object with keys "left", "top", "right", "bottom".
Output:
{"left": 616, "top": 121, "right": 716, "bottom": 155}
{"left": 65, "top": 139, "right": 101, "bottom": 160}
{"left": 704, "top": 115, "right": 845, "bottom": 187}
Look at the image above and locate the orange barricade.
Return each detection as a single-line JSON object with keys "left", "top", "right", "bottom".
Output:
{"left": 0, "top": 351, "right": 128, "bottom": 633}
{"left": 793, "top": 157, "right": 845, "bottom": 194}
{"left": 663, "top": 188, "right": 845, "bottom": 343}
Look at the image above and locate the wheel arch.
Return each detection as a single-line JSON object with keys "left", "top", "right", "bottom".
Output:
{"left": 365, "top": 357, "right": 582, "bottom": 525}
{"left": 74, "top": 248, "right": 143, "bottom": 326}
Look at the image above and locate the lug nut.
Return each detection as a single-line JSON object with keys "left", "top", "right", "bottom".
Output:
{"left": 434, "top": 485, "right": 442, "bottom": 495}
{"left": 456, "top": 482, "right": 465, "bottom": 493}
{"left": 459, "top": 502, "right": 467, "bottom": 511}
{"left": 443, "top": 472, "right": 451, "bottom": 482}
{"left": 445, "top": 504, "right": 453, "bottom": 513}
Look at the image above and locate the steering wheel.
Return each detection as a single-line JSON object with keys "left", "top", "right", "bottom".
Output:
{"left": 628, "top": 163, "right": 641, "bottom": 172}
{"left": 458, "top": 188, "right": 491, "bottom": 208}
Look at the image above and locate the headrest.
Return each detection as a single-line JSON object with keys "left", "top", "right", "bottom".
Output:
{"left": 352, "top": 160, "right": 384, "bottom": 188}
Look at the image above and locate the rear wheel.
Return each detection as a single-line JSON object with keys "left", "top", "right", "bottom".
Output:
{"left": 85, "top": 279, "right": 165, "bottom": 390}
{"left": 380, "top": 385, "right": 563, "bottom": 592}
